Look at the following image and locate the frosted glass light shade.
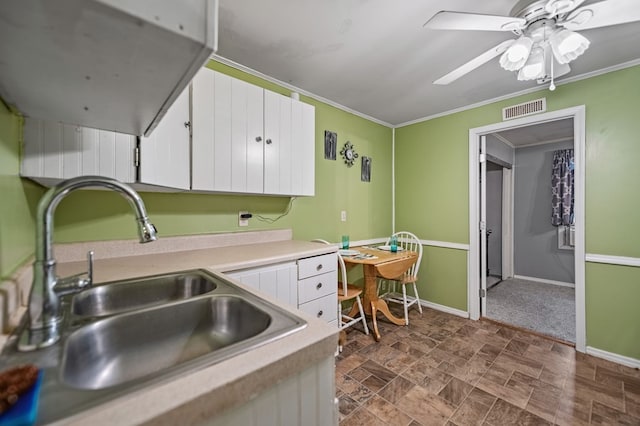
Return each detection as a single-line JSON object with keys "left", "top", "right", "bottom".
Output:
{"left": 499, "top": 36, "right": 533, "bottom": 71}
{"left": 550, "top": 29, "right": 590, "bottom": 64}
{"left": 517, "top": 48, "right": 545, "bottom": 80}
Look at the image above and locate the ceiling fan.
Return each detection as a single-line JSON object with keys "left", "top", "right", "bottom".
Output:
{"left": 424, "top": 0, "right": 640, "bottom": 89}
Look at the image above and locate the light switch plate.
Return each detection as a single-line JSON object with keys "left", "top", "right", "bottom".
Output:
{"left": 341, "top": 210, "right": 347, "bottom": 222}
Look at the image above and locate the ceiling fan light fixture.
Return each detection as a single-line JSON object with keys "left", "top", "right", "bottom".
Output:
{"left": 550, "top": 29, "right": 590, "bottom": 64}
{"left": 499, "top": 36, "right": 533, "bottom": 71}
{"left": 517, "top": 47, "right": 545, "bottom": 80}
{"left": 545, "top": 0, "right": 583, "bottom": 16}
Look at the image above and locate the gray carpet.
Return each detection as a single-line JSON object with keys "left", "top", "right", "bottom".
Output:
{"left": 486, "top": 278, "right": 575, "bottom": 343}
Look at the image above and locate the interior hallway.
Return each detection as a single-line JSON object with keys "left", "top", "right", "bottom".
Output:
{"left": 486, "top": 278, "right": 575, "bottom": 343}
{"left": 336, "top": 307, "right": 640, "bottom": 425}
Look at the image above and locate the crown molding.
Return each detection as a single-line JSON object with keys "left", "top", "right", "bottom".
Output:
{"left": 210, "top": 54, "right": 393, "bottom": 128}
{"left": 396, "top": 58, "right": 640, "bottom": 129}
{"left": 210, "top": 54, "right": 640, "bottom": 130}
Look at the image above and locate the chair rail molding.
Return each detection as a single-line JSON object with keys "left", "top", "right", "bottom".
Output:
{"left": 585, "top": 253, "right": 640, "bottom": 268}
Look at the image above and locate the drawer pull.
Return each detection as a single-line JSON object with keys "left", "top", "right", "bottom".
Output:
{"left": 316, "top": 282, "right": 323, "bottom": 290}
{"left": 316, "top": 264, "right": 323, "bottom": 271}
{"left": 317, "top": 310, "right": 323, "bottom": 317}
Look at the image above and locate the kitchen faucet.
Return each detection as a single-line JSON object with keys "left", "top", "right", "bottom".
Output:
{"left": 18, "top": 176, "right": 157, "bottom": 351}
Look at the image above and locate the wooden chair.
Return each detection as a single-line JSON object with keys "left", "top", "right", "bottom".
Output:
{"left": 377, "top": 231, "right": 423, "bottom": 325}
{"left": 311, "top": 239, "right": 369, "bottom": 350}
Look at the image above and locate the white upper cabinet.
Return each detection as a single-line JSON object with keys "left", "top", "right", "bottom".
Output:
{"left": 0, "top": 0, "right": 218, "bottom": 137}
{"left": 22, "top": 118, "right": 137, "bottom": 188}
{"left": 192, "top": 67, "right": 315, "bottom": 196}
{"left": 139, "top": 86, "right": 191, "bottom": 190}
{"left": 21, "top": 86, "right": 191, "bottom": 191}
{"left": 292, "top": 99, "right": 316, "bottom": 196}
{"left": 21, "top": 66, "right": 315, "bottom": 195}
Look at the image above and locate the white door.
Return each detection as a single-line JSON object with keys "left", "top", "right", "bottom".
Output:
{"left": 480, "top": 135, "right": 488, "bottom": 316}
{"left": 139, "top": 85, "right": 191, "bottom": 190}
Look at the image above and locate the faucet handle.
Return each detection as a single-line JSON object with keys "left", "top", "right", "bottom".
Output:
{"left": 54, "top": 250, "right": 93, "bottom": 296}
{"left": 87, "top": 250, "right": 94, "bottom": 287}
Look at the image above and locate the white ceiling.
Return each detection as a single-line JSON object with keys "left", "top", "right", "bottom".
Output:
{"left": 216, "top": 0, "right": 640, "bottom": 126}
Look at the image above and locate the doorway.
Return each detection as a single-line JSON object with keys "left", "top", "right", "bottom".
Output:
{"left": 483, "top": 123, "right": 576, "bottom": 343}
{"left": 485, "top": 157, "right": 511, "bottom": 289}
{"left": 468, "top": 106, "right": 586, "bottom": 352}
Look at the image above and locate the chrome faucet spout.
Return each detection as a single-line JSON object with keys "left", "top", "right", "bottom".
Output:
{"left": 19, "top": 176, "right": 157, "bottom": 351}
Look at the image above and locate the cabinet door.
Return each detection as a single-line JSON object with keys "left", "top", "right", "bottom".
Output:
{"left": 22, "top": 117, "right": 136, "bottom": 186}
{"left": 139, "top": 85, "right": 191, "bottom": 190}
{"left": 192, "top": 67, "right": 233, "bottom": 192}
{"left": 192, "top": 68, "right": 264, "bottom": 194}
{"left": 291, "top": 100, "right": 315, "bottom": 196}
{"left": 226, "top": 262, "right": 297, "bottom": 306}
{"left": 241, "top": 80, "right": 264, "bottom": 194}
{"left": 263, "top": 90, "right": 292, "bottom": 195}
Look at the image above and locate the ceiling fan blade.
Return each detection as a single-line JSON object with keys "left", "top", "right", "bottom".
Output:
{"left": 562, "top": 0, "right": 640, "bottom": 30}
{"left": 434, "top": 40, "right": 515, "bottom": 85}
{"left": 424, "top": 11, "right": 526, "bottom": 32}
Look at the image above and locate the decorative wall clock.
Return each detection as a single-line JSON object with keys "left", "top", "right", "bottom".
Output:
{"left": 340, "top": 141, "right": 358, "bottom": 167}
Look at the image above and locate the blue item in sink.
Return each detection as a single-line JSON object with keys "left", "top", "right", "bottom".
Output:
{"left": 0, "top": 370, "right": 43, "bottom": 426}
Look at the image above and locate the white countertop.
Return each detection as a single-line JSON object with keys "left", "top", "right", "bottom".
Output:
{"left": 46, "top": 238, "right": 339, "bottom": 425}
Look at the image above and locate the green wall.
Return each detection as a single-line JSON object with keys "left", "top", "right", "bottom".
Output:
{"left": 3, "top": 55, "right": 639, "bottom": 360}
{"left": 396, "top": 65, "right": 640, "bottom": 359}
{"left": 586, "top": 263, "right": 640, "bottom": 359}
{"left": 0, "top": 60, "right": 392, "bottom": 279}
{"left": 0, "top": 102, "right": 44, "bottom": 278}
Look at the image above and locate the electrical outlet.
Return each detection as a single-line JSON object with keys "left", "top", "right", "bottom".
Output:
{"left": 341, "top": 210, "right": 347, "bottom": 222}
{"left": 239, "top": 211, "right": 249, "bottom": 227}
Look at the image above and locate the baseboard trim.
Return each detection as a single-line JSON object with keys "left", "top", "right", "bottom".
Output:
{"left": 586, "top": 346, "right": 640, "bottom": 369}
{"left": 419, "top": 300, "right": 469, "bottom": 318}
{"left": 513, "top": 275, "right": 575, "bottom": 288}
{"left": 387, "top": 293, "right": 469, "bottom": 318}
{"left": 586, "top": 253, "right": 640, "bottom": 268}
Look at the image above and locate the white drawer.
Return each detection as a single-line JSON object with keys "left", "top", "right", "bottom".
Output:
{"left": 298, "top": 293, "right": 337, "bottom": 323}
{"left": 298, "top": 253, "right": 337, "bottom": 279}
{"left": 298, "top": 270, "right": 336, "bottom": 304}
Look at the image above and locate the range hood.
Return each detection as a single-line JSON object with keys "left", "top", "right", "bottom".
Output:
{"left": 0, "top": 0, "right": 218, "bottom": 136}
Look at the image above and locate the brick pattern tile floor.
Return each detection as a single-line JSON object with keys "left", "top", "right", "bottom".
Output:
{"left": 335, "top": 307, "right": 640, "bottom": 425}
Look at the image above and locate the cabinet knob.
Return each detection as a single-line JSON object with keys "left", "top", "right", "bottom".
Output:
{"left": 316, "top": 282, "right": 322, "bottom": 290}
{"left": 316, "top": 264, "right": 323, "bottom": 271}
{"left": 317, "top": 310, "right": 323, "bottom": 318}
{"left": 184, "top": 121, "right": 191, "bottom": 129}
{"left": 255, "top": 136, "right": 262, "bottom": 142}
{"left": 266, "top": 138, "right": 272, "bottom": 145}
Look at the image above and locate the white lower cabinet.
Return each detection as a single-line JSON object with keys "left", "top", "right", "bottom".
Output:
{"left": 225, "top": 261, "right": 297, "bottom": 307}
{"left": 206, "top": 356, "right": 337, "bottom": 426}
{"left": 225, "top": 252, "right": 338, "bottom": 325}
{"left": 297, "top": 253, "right": 338, "bottom": 323}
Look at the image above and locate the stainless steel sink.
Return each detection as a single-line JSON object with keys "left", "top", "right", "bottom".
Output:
{"left": 71, "top": 271, "right": 216, "bottom": 318}
{"left": 63, "top": 295, "right": 271, "bottom": 390}
{"left": 0, "top": 269, "right": 306, "bottom": 424}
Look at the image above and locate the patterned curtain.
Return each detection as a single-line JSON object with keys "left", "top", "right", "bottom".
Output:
{"left": 551, "top": 149, "right": 574, "bottom": 226}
